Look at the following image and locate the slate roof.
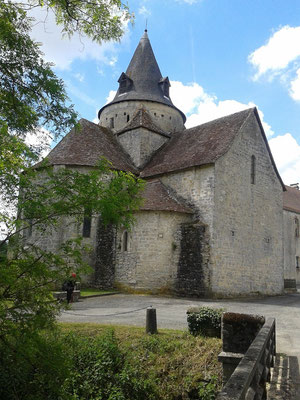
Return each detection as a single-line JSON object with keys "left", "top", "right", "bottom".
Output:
{"left": 40, "top": 118, "right": 138, "bottom": 174}
{"left": 141, "top": 108, "right": 285, "bottom": 192}
{"left": 140, "top": 180, "right": 193, "bottom": 214}
{"left": 116, "top": 107, "right": 170, "bottom": 137}
{"left": 98, "top": 31, "right": 186, "bottom": 122}
{"left": 283, "top": 185, "right": 300, "bottom": 214}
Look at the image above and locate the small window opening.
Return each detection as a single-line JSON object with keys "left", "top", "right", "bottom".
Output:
{"left": 115, "top": 114, "right": 118, "bottom": 117}
{"left": 110, "top": 117, "right": 114, "bottom": 129}
{"left": 251, "top": 155, "right": 256, "bottom": 184}
{"left": 296, "top": 256, "right": 299, "bottom": 269}
{"left": 154, "top": 112, "right": 157, "bottom": 116}
{"left": 169, "top": 116, "right": 172, "bottom": 120}
{"left": 127, "top": 115, "right": 130, "bottom": 122}
{"left": 295, "top": 218, "right": 299, "bottom": 238}
{"left": 161, "top": 114, "right": 164, "bottom": 118}
{"left": 124, "top": 112, "right": 126, "bottom": 115}
{"left": 82, "top": 210, "right": 92, "bottom": 238}
{"left": 122, "top": 231, "right": 128, "bottom": 252}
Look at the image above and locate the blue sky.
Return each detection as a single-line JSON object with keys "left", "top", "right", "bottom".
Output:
{"left": 29, "top": 0, "right": 300, "bottom": 184}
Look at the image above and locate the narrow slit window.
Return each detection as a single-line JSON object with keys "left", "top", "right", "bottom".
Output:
{"left": 122, "top": 231, "right": 128, "bottom": 252}
{"left": 82, "top": 210, "right": 92, "bottom": 238}
{"left": 296, "top": 256, "right": 299, "bottom": 269}
{"left": 251, "top": 155, "right": 256, "bottom": 184}
{"left": 127, "top": 114, "right": 130, "bottom": 122}
{"left": 295, "top": 218, "right": 299, "bottom": 238}
{"left": 110, "top": 117, "right": 114, "bottom": 128}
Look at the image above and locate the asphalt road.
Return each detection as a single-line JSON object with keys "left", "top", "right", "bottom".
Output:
{"left": 58, "top": 292, "right": 300, "bottom": 359}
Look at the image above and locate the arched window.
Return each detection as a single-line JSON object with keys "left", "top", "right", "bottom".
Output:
{"left": 295, "top": 217, "right": 299, "bottom": 238}
{"left": 122, "top": 230, "right": 128, "bottom": 252}
{"left": 251, "top": 155, "right": 256, "bottom": 184}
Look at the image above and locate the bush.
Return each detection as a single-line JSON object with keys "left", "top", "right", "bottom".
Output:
{"left": 0, "top": 330, "right": 71, "bottom": 400}
{"left": 187, "top": 307, "right": 225, "bottom": 337}
{"left": 62, "top": 329, "right": 156, "bottom": 400}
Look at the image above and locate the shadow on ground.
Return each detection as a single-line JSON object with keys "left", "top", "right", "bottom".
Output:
{"left": 268, "top": 355, "right": 300, "bottom": 399}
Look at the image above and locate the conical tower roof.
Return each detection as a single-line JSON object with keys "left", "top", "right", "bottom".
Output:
{"left": 98, "top": 31, "right": 186, "bottom": 122}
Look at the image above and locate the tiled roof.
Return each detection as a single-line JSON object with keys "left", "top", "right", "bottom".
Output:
{"left": 141, "top": 108, "right": 285, "bottom": 192}
{"left": 141, "top": 108, "right": 254, "bottom": 177}
{"left": 40, "top": 119, "right": 138, "bottom": 173}
{"left": 98, "top": 31, "right": 186, "bottom": 123}
{"left": 283, "top": 185, "right": 300, "bottom": 214}
{"left": 116, "top": 107, "right": 170, "bottom": 137}
{"left": 140, "top": 180, "right": 193, "bottom": 214}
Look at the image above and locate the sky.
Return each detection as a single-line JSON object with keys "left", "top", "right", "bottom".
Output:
{"left": 28, "top": 0, "right": 300, "bottom": 185}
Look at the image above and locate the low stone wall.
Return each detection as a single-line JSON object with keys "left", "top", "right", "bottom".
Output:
{"left": 217, "top": 312, "right": 276, "bottom": 400}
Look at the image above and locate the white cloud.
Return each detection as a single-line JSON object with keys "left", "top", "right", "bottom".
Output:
{"left": 73, "top": 73, "right": 85, "bottom": 83}
{"left": 249, "top": 25, "right": 300, "bottom": 80}
{"left": 28, "top": 6, "right": 127, "bottom": 70}
{"left": 170, "top": 81, "right": 274, "bottom": 137}
{"left": 105, "top": 90, "right": 117, "bottom": 104}
{"left": 138, "top": 6, "right": 151, "bottom": 17}
{"left": 290, "top": 68, "right": 300, "bottom": 101}
{"left": 269, "top": 133, "right": 300, "bottom": 184}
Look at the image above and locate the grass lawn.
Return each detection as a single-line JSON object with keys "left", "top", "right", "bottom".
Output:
{"left": 80, "top": 288, "right": 118, "bottom": 297}
{"left": 59, "top": 322, "right": 222, "bottom": 399}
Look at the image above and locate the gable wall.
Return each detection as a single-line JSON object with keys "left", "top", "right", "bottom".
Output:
{"left": 118, "top": 128, "right": 168, "bottom": 168}
{"left": 212, "top": 112, "right": 283, "bottom": 296}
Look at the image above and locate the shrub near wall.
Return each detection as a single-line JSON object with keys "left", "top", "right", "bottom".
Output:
{"left": 187, "top": 307, "right": 225, "bottom": 337}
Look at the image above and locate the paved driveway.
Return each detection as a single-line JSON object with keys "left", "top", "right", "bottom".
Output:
{"left": 58, "top": 292, "right": 300, "bottom": 359}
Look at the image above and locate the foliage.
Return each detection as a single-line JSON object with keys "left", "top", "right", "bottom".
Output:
{"left": 0, "top": 329, "right": 71, "bottom": 400}
{"left": 197, "top": 376, "right": 219, "bottom": 400}
{"left": 63, "top": 329, "right": 155, "bottom": 400}
{"left": 0, "top": 1, "right": 78, "bottom": 137}
{"left": 187, "top": 307, "right": 225, "bottom": 337}
{"left": 0, "top": 1, "right": 142, "bottom": 394}
{"left": 59, "top": 324, "right": 223, "bottom": 400}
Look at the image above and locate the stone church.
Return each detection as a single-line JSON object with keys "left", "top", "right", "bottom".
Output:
{"left": 34, "top": 30, "right": 300, "bottom": 297}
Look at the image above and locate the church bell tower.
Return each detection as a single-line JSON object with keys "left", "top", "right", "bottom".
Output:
{"left": 98, "top": 30, "right": 186, "bottom": 168}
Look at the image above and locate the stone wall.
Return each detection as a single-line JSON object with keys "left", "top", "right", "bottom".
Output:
{"left": 99, "top": 100, "right": 184, "bottom": 134}
{"left": 114, "top": 210, "right": 192, "bottom": 292}
{"left": 161, "top": 165, "right": 215, "bottom": 230}
{"left": 176, "top": 222, "right": 211, "bottom": 296}
{"left": 212, "top": 112, "right": 284, "bottom": 296}
{"left": 118, "top": 128, "right": 168, "bottom": 168}
{"left": 283, "top": 209, "right": 300, "bottom": 286}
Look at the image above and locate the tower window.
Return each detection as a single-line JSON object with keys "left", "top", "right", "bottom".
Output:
{"left": 127, "top": 115, "right": 130, "bottom": 122}
{"left": 296, "top": 256, "right": 299, "bottom": 269}
{"left": 110, "top": 117, "right": 114, "bottom": 128}
{"left": 122, "top": 231, "right": 128, "bottom": 252}
{"left": 251, "top": 155, "right": 256, "bottom": 184}
{"left": 295, "top": 218, "right": 299, "bottom": 238}
{"left": 82, "top": 209, "right": 92, "bottom": 238}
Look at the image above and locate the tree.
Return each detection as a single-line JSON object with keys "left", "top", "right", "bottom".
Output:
{"left": 0, "top": 2, "right": 142, "bottom": 396}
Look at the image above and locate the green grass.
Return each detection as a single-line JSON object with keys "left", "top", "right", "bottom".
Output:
{"left": 80, "top": 288, "right": 118, "bottom": 297}
{"left": 59, "top": 322, "right": 222, "bottom": 399}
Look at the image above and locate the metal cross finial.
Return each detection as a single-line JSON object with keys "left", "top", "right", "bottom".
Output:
{"left": 145, "top": 19, "right": 148, "bottom": 32}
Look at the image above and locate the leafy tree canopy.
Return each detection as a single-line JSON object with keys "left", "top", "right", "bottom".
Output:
{"left": 0, "top": 0, "right": 142, "bottom": 356}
